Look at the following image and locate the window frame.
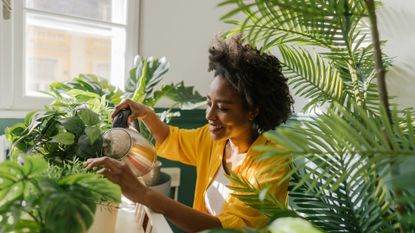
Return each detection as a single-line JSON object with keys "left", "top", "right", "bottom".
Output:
{"left": 0, "top": 0, "right": 139, "bottom": 117}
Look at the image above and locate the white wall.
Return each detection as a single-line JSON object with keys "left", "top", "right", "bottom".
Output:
{"left": 378, "top": 0, "right": 415, "bottom": 109}
{"left": 137, "top": 0, "right": 308, "bottom": 111}
{"left": 138, "top": 0, "right": 229, "bottom": 106}
{"left": 138, "top": 0, "right": 414, "bottom": 110}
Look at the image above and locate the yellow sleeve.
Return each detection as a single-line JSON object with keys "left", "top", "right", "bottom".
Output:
{"left": 155, "top": 125, "right": 211, "bottom": 166}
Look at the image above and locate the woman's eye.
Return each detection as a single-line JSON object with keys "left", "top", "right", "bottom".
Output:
{"left": 218, "top": 107, "right": 229, "bottom": 112}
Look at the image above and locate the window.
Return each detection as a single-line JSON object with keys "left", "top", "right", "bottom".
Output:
{"left": 0, "top": 0, "right": 139, "bottom": 116}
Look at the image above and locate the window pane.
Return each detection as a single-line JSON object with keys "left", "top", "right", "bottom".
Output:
{"left": 25, "top": 0, "right": 127, "bottom": 24}
{"left": 25, "top": 14, "right": 126, "bottom": 95}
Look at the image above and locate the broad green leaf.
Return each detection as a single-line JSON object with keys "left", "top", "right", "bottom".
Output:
{"left": 149, "top": 82, "right": 206, "bottom": 108}
{"left": 38, "top": 178, "right": 95, "bottom": 233}
{"left": 0, "top": 156, "right": 47, "bottom": 206}
{"left": 59, "top": 173, "right": 121, "bottom": 203}
{"left": 59, "top": 116, "right": 85, "bottom": 137}
{"left": 66, "top": 89, "right": 100, "bottom": 102}
{"left": 51, "top": 132, "right": 75, "bottom": 145}
{"left": 76, "top": 134, "right": 103, "bottom": 158}
{"left": 77, "top": 108, "right": 100, "bottom": 126}
{"left": 127, "top": 55, "right": 170, "bottom": 104}
{"left": 84, "top": 126, "right": 101, "bottom": 144}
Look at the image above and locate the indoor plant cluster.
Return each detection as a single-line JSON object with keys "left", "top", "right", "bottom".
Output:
{"left": 213, "top": 0, "right": 414, "bottom": 232}
{"left": 1, "top": 55, "right": 205, "bottom": 232}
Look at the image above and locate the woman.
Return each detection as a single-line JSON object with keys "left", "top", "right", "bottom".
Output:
{"left": 85, "top": 34, "right": 294, "bottom": 232}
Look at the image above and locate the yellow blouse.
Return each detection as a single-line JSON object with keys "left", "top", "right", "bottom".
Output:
{"left": 155, "top": 124, "right": 290, "bottom": 229}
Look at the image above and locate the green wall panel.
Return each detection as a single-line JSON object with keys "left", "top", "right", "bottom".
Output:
{"left": 0, "top": 119, "right": 23, "bottom": 135}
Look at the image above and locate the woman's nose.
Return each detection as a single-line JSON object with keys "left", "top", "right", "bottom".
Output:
{"left": 205, "top": 106, "right": 217, "bottom": 121}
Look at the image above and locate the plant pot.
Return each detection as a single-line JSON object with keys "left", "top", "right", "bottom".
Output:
{"left": 87, "top": 204, "right": 118, "bottom": 233}
{"left": 142, "top": 160, "right": 162, "bottom": 186}
{"left": 149, "top": 171, "right": 171, "bottom": 197}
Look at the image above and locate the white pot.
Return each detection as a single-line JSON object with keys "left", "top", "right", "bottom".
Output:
{"left": 87, "top": 204, "right": 118, "bottom": 233}
{"left": 149, "top": 172, "right": 171, "bottom": 197}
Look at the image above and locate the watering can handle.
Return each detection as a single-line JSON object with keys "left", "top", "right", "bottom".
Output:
{"left": 112, "top": 109, "right": 131, "bottom": 128}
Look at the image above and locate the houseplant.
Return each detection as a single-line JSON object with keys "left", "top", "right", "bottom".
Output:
{"left": 213, "top": 0, "right": 414, "bottom": 232}
{"left": 6, "top": 55, "right": 205, "bottom": 161}
{"left": 1, "top": 55, "right": 205, "bottom": 232}
{"left": 0, "top": 155, "right": 121, "bottom": 233}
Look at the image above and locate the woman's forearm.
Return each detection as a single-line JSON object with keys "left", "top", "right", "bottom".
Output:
{"left": 141, "top": 110, "right": 169, "bottom": 144}
{"left": 141, "top": 188, "right": 222, "bottom": 233}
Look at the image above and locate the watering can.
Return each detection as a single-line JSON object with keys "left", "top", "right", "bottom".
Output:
{"left": 102, "top": 109, "right": 157, "bottom": 178}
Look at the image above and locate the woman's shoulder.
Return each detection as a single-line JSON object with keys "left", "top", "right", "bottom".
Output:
{"left": 246, "top": 133, "right": 291, "bottom": 170}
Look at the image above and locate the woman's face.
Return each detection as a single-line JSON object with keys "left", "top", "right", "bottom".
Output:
{"left": 206, "top": 75, "right": 255, "bottom": 141}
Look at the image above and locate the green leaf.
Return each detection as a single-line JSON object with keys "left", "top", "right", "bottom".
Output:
{"left": 59, "top": 173, "right": 121, "bottom": 203}
{"left": 59, "top": 116, "right": 85, "bottom": 137}
{"left": 77, "top": 108, "right": 100, "bottom": 126}
{"left": 51, "top": 132, "right": 75, "bottom": 145}
{"left": 148, "top": 81, "right": 206, "bottom": 108}
{"left": 0, "top": 156, "right": 47, "bottom": 206}
{"left": 5, "top": 123, "right": 26, "bottom": 142}
{"left": 126, "top": 55, "right": 170, "bottom": 104}
{"left": 76, "top": 134, "right": 103, "bottom": 158}
{"left": 84, "top": 126, "right": 101, "bottom": 144}
{"left": 38, "top": 178, "right": 96, "bottom": 233}
{"left": 66, "top": 89, "right": 101, "bottom": 102}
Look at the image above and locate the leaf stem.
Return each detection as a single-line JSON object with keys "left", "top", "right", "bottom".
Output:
{"left": 364, "top": 0, "right": 390, "bottom": 120}
{"left": 364, "top": 1, "right": 405, "bottom": 232}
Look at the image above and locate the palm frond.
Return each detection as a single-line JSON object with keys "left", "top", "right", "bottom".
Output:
{"left": 220, "top": 0, "right": 368, "bottom": 51}
{"left": 254, "top": 103, "right": 415, "bottom": 231}
{"left": 219, "top": 0, "right": 390, "bottom": 116}
{"left": 226, "top": 171, "right": 295, "bottom": 218}
{"left": 279, "top": 45, "right": 344, "bottom": 112}
{"left": 291, "top": 163, "right": 394, "bottom": 233}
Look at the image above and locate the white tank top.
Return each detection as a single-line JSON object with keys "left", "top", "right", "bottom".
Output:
{"left": 204, "top": 152, "right": 247, "bottom": 215}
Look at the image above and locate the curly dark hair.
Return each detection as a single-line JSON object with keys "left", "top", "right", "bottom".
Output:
{"left": 208, "top": 34, "right": 294, "bottom": 133}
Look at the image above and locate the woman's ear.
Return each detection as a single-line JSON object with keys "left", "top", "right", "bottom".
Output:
{"left": 248, "top": 108, "right": 259, "bottom": 121}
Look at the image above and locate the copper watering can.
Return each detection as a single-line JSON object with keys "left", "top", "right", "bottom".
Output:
{"left": 102, "top": 109, "right": 157, "bottom": 177}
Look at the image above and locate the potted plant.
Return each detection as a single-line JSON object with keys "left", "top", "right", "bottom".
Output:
{"left": 1, "top": 55, "right": 205, "bottom": 232}
{"left": 210, "top": 0, "right": 414, "bottom": 232}
{"left": 0, "top": 155, "right": 121, "bottom": 233}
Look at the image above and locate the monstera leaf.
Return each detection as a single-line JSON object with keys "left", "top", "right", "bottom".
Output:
{"left": 0, "top": 156, "right": 121, "bottom": 233}
{"left": 0, "top": 156, "right": 47, "bottom": 206}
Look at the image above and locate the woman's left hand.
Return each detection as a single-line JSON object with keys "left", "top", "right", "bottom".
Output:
{"left": 84, "top": 157, "right": 148, "bottom": 203}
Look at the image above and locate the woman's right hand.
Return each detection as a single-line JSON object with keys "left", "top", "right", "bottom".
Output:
{"left": 113, "top": 99, "right": 169, "bottom": 144}
{"left": 112, "top": 99, "right": 153, "bottom": 125}
{"left": 84, "top": 156, "right": 149, "bottom": 204}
